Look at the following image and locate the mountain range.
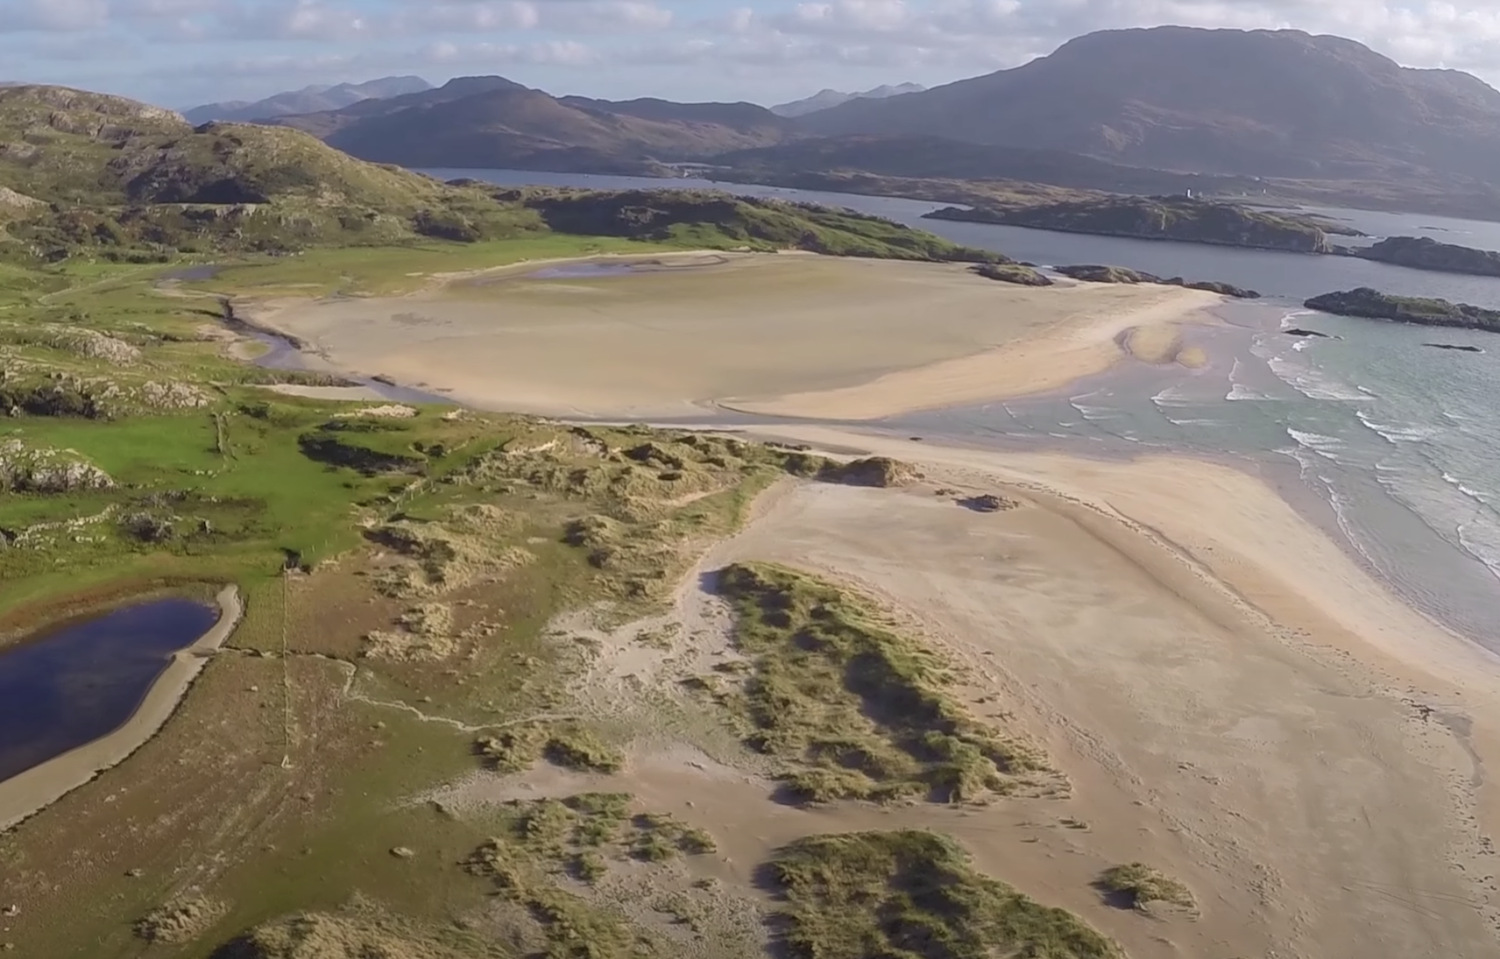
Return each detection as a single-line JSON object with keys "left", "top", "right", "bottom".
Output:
{"left": 799, "top": 27, "right": 1500, "bottom": 185}
{"left": 182, "top": 76, "right": 432, "bottom": 124}
{"left": 769, "top": 83, "right": 926, "bottom": 118}
{"left": 269, "top": 76, "right": 799, "bottom": 172}
{"left": 156, "top": 27, "right": 1500, "bottom": 219}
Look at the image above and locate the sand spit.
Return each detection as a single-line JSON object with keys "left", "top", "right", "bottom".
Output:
{"left": 0, "top": 586, "right": 243, "bottom": 831}
{"left": 240, "top": 253, "right": 1221, "bottom": 420}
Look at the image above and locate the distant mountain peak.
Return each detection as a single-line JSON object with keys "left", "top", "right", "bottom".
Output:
{"left": 769, "top": 82, "right": 926, "bottom": 118}
{"left": 798, "top": 26, "right": 1500, "bottom": 187}
{"left": 182, "top": 75, "right": 433, "bottom": 125}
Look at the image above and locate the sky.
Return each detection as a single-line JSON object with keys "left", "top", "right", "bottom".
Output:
{"left": 3, "top": 0, "right": 1500, "bottom": 109}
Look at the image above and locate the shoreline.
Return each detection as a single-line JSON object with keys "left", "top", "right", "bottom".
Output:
{"left": 229, "top": 251, "right": 1225, "bottom": 421}
{"left": 726, "top": 426, "right": 1500, "bottom": 951}
{"left": 0, "top": 585, "right": 244, "bottom": 832}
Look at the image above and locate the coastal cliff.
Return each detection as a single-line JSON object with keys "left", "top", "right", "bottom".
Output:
{"left": 1349, "top": 235, "right": 1500, "bottom": 278}
{"left": 1305, "top": 288, "right": 1500, "bottom": 332}
{"left": 926, "top": 196, "right": 1338, "bottom": 253}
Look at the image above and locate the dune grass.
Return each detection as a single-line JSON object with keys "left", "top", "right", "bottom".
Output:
{"left": 770, "top": 831, "right": 1122, "bottom": 959}
{"left": 1097, "top": 863, "right": 1196, "bottom": 910}
{"left": 709, "top": 562, "right": 1053, "bottom": 804}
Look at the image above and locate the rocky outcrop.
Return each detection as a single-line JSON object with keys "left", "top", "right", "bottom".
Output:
{"left": 0, "top": 439, "right": 115, "bottom": 492}
{"left": 40, "top": 326, "right": 142, "bottom": 364}
{"left": 1350, "top": 235, "right": 1500, "bottom": 278}
{"left": 1304, "top": 288, "right": 1500, "bottom": 333}
{"left": 971, "top": 262, "right": 1053, "bottom": 286}
{"left": 1055, "top": 264, "right": 1260, "bottom": 298}
{"left": 928, "top": 196, "right": 1333, "bottom": 254}
{"left": 1424, "top": 342, "right": 1484, "bottom": 352}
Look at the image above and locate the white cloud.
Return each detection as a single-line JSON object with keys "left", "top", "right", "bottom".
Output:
{"left": 10, "top": 0, "right": 1500, "bottom": 106}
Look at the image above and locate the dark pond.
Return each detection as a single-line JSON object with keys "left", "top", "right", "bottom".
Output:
{"left": 0, "top": 598, "right": 219, "bottom": 783}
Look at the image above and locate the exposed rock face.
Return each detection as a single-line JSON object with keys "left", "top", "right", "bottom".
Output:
{"left": 1351, "top": 235, "right": 1500, "bottom": 278}
{"left": 40, "top": 326, "right": 142, "bottom": 364}
{"left": 1305, "top": 287, "right": 1500, "bottom": 333}
{"left": 0, "top": 439, "right": 115, "bottom": 492}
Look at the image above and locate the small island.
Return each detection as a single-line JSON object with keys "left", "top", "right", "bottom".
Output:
{"left": 927, "top": 195, "right": 1344, "bottom": 254}
{"left": 1348, "top": 235, "right": 1500, "bottom": 278}
{"left": 1304, "top": 288, "right": 1500, "bottom": 333}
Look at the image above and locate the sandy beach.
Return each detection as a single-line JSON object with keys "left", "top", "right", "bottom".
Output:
{"left": 239, "top": 252, "right": 1220, "bottom": 419}
{"left": 436, "top": 436, "right": 1500, "bottom": 957}
{"left": 157, "top": 250, "right": 1500, "bottom": 954}
{"left": 0, "top": 586, "right": 243, "bottom": 831}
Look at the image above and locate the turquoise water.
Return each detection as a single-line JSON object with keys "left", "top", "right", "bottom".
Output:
{"left": 893, "top": 302, "right": 1500, "bottom": 648}
{"left": 425, "top": 167, "right": 1500, "bottom": 650}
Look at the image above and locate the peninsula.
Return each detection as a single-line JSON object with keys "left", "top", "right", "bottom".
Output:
{"left": 925, "top": 195, "right": 1344, "bottom": 253}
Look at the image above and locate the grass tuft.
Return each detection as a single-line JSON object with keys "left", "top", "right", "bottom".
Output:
{"left": 1097, "top": 863, "right": 1196, "bottom": 911}
{"left": 711, "top": 562, "right": 1053, "bottom": 804}
{"left": 770, "top": 830, "right": 1122, "bottom": 959}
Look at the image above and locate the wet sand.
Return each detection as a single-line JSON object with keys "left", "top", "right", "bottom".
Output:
{"left": 240, "top": 253, "right": 1220, "bottom": 420}
{"left": 0, "top": 586, "right": 243, "bottom": 831}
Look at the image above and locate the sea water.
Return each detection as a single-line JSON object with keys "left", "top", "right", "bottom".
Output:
{"left": 893, "top": 300, "right": 1500, "bottom": 650}
{"left": 424, "top": 167, "right": 1500, "bottom": 651}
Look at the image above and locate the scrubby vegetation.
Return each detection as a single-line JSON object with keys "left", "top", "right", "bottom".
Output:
{"left": 460, "top": 794, "right": 721, "bottom": 958}
{"left": 211, "top": 909, "right": 512, "bottom": 959}
{"left": 770, "top": 831, "right": 1122, "bottom": 959}
{"left": 475, "top": 722, "right": 623, "bottom": 774}
{"left": 1097, "top": 863, "right": 1196, "bottom": 911}
{"left": 706, "top": 562, "right": 1053, "bottom": 804}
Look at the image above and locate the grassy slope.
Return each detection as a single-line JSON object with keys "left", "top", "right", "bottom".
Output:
{"left": 0, "top": 84, "right": 1000, "bottom": 271}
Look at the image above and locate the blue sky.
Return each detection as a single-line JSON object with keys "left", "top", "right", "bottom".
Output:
{"left": 3, "top": 1, "right": 1498, "bottom": 109}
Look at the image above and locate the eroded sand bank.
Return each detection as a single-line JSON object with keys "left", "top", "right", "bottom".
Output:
{"left": 0, "top": 586, "right": 243, "bottom": 831}
{"left": 435, "top": 440, "right": 1500, "bottom": 958}
{"left": 242, "top": 253, "right": 1220, "bottom": 420}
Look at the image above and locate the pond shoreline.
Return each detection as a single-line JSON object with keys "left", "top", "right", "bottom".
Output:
{"left": 0, "top": 585, "right": 243, "bottom": 832}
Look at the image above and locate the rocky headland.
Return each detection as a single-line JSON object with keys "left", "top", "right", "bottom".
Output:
{"left": 1305, "top": 287, "right": 1500, "bottom": 333}
{"left": 1345, "top": 235, "right": 1500, "bottom": 278}
{"left": 1054, "top": 264, "right": 1260, "bottom": 298}
{"left": 927, "top": 195, "right": 1343, "bottom": 254}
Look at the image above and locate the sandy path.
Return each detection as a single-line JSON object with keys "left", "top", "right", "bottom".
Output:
{"left": 242, "top": 253, "right": 1220, "bottom": 420}
{"left": 0, "top": 586, "right": 243, "bottom": 831}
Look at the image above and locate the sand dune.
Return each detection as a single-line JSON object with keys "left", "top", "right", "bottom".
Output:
{"left": 243, "top": 253, "right": 1220, "bottom": 420}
